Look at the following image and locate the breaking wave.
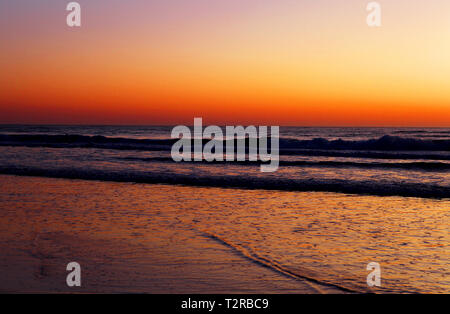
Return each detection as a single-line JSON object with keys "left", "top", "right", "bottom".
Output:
{"left": 0, "top": 133, "right": 449, "bottom": 152}
{"left": 1, "top": 165, "right": 449, "bottom": 199}
{"left": 116, "top": 156, "right": 450, "bottom": 172}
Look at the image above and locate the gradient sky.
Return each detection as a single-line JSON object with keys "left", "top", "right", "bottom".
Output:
{"left": 1, "top": 0, "right": 449, "bottom": 126}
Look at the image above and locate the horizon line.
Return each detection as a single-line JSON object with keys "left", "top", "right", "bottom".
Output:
{"left": 0, "top": 123, "right": 449, "bottom": 128}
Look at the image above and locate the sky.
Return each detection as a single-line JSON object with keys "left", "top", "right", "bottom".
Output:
{"left": 0, "top": 0, "right": 449, "bottom": 126}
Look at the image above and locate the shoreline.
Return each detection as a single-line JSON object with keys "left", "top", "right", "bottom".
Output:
{"left": 1, "top": 168, "right": 449, "bottom": 200}
{"left": 1, "top": 174, "right": 448, "bottom": 293}
{"left": 0, "top": 174, "right": 341, "bottom": 294}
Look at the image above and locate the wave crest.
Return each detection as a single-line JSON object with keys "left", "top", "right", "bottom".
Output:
{"left": 1, "top": 134, "right": 449, "bottom": 152}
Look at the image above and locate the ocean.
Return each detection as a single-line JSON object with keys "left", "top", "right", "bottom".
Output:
{"left": 0, "top": 125, "right": 448, "bottom": 293}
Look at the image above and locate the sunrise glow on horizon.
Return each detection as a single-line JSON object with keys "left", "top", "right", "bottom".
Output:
{"left": 1, "top": 0, "right": 450, "bottom": 126}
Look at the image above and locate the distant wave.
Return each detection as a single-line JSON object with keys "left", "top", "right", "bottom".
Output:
{"left": 1, "top": 166, "right": 449, "bottom": 199}
{"left": 0, "top": 134, "right": 176, "bottom": 151}
{"left": 278, "top": 150, "right": 450, "bottom": 160}
{"left": 1, "top": 133, "right": 449, "bottom": 152}
{"left": 392, "top": 130, "right": 450, "bottom": 135}
{"left": 117, "top": 156, "right": 450, "bottom": 171}
{"left": 278, "top": 135, "right": 450, "bottom": 151}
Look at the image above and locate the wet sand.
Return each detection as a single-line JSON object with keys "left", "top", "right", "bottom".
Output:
{"left": 0, "top": 174, "right": 448, "bottom": 293}
{"left": 0, "top": 175, "right": 339, "bottom": 293}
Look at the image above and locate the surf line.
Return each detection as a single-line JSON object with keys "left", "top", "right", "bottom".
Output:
{"left": 171, "top": 118, "right": 279, "bottom": 172}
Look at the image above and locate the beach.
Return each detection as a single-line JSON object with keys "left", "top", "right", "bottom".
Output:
{"left": 0, "top": 125, "right": 449, "bottom": 293}
{"left": 0, "top": 174, "right": 448, "bottom": 293}
{"left": 2, "top": 0, "right": 450, "bottom": 297}
{"left": 0, "top": 175, "right": 339, "bottom": 293}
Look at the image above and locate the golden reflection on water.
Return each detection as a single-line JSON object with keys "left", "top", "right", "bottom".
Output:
{"left": 0, "top": 175, "right": 448, "bottom": 293}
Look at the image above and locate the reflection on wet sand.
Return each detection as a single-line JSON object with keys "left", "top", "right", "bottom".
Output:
{"left": 0, "top": 175, "right": 448, "bottom": 293}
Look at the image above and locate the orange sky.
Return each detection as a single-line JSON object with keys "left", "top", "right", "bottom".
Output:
{"left": 1, "top": 0, "right": 449, "bottom": 126}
